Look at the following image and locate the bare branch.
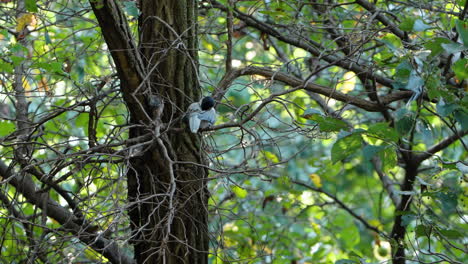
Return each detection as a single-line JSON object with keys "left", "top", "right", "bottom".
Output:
{"left": 0, "top": 161, "right": 134, "bottom": 264}
{"left": 208, "top": 0, "right": 394, "bottom": 87}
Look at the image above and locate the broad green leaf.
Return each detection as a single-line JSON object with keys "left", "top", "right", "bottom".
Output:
{"left": 436, "top": 192, "right": 458, "bottom": 215}
{"left": 231, "top": 186, "right": 247, "bottom": 199}
{"left": 301, "top": 108, "right": 322, "bottom": 118}
{"left": 362, "top": 145, "right": 385, "bottom": 161}
{"left": 395, "top": 108, "right": 415, "bottom": 136}
{"left": 413, "top": 19, "right": 431, "bottom": 31}
{"left": 0, "top": 60, "right": 14, "bottom": 73}
{"left": 262, "top": 150, "right": 279, "bottom": 163}
{"left": 380, "top": 146, "right": 397, "bottom": 172}
{"left": 401, "top": 213, "right": 416, "bottom": 227}
{"left": 455, "top": 19, "right": 468, "bottom": 47}
{"left": 406, "top": 70, "right": 424, "bottom": 92}
{"left": 452, "top": 58, "right": 468, "bottom": 80}
{"left": 394, "top": 60, "right": 412, "bottom": 81}
{"left": 331, "top": 133, "right": 362, "bottom": 163}
{"left": 25, "top": 0, "right": 38, "bottom": 12}
{"left": 441, "top": 42, "right": 467, "bottom": 54}
{"left": 426, "top": 74, "right": 442, "bottom": 100}
{"left": 438, "top": 229, "right": 464, "bottom": 239}
{"left": 424, "top": 37, "right": 451, "bottom": 57}
{"left": 436, "top": 99, "right": 458, "bottom": 117}
{"left": 455, "top": 161, "right": 468, "bottom": 174}
{"left": 454, "top": 109, "right": 468, "bottom": 130}
{"left": 0, "top": 121, "right": 15, "bottom": 137}
{"left": 399, "top": 18, "right": 415, "bottom": 31}
{"left": 415, "top": 225, "right": 431, "bottom": 238}
{"left": 367, "top": 122, "right": 399, "bottom": 142}
{"left": 302, "top": 110, "right": 348, "bottom": 132}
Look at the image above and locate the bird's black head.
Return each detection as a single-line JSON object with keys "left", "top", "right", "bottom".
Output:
{"left": 200, "top": 96, "right": 215, "bottom": 111}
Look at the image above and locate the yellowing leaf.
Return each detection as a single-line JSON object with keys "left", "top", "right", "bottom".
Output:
{"left": 262, "top": 151, "right": 279, "bottom": 163}
{"left": 22, "top": 77, "right": 31, "bottom": 96}
{"left": 16, "top": 13, "right": 36, "bottom": 32}
{"left": 369, "top": 219, "right": 384, "bottom": 231}
{"left": 231, "top": 186, "right": 247, "bottom": 199}
{"left": 311, "top": 221, "right": 321, "bottom": 234}
{"left": 309, "top": 173, "right": 322, "bottom": 188}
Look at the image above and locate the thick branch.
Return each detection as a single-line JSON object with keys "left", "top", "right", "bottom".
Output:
{"left": 89, "top": 0, "right": 149, "bottom": 122}
{"left": 0, "top": 161, "right": 134, "bottom": 264}
{"left": 219, "top": 66, "right": 412, "bottom": 112}
{"left": 413, "top": 130, "right": 468, "bottom": 164}
{"left": 355, "top": 0, "right": 408, "bottom": 42}
{"left": 372, "top": 157, "right": 400, "bottom": 206}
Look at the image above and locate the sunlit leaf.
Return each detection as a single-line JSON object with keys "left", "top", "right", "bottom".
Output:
{"left": 231, "top": 186, "right": 247, "bottom": 199}
{"left": 331, "top": 133, "right": 362, "bottom": 163}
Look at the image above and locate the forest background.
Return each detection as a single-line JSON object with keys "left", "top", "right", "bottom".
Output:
{"left": 0, "top": 0, "right": 467, "bottom": 264}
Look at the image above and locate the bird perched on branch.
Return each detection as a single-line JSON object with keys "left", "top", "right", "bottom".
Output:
{"left": 187, "top": 96, "right": 217, "bottom": 133}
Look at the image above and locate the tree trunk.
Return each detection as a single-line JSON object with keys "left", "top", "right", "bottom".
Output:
{"left": 90, "top": 1, "right": 208, "bottom": 263}
{"left": 390, "top": 162, "right": 419, "bottom": 264}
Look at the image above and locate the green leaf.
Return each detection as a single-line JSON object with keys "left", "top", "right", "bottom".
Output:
{"left": 454, "top": 109, "right": 468, "bottom": 130}
{"left": 399, "top": 18, "right": 415, "bottom": 31}
{"left": 0, "top": 60, "right": 14, "bottom": 73}
{"left": 380, "top": 146, "right": 397, "bottom": 172}
{"left": 367, "top": 122, "right": 399, "bottom": 142}
{"left": 415, "top": 225, "right": 431, "bottom": 238}
{"left": 11, "top": 56, "right": 25, "bottom": 66}
{"left": 262, "top": 151, "right": 279, "bottom": 163}
{"left": 362, "top": 145, "right": 385, "bottom": 161}
{"left": 406, "top": 70, "right": 424, "bottom": 92}
{"left": 452, "top": 58, "right": 468, "bottom": 80}
{"left": 455, "top": 161, "right": 468, "bottom": 174}
{"left": 394, "top": 60, "right": 412, "bottom": 81}
{"left": 0, "top": 121, "right": 15, "bottom": 137}
{"left": 436, "top": 100, "right": 458, "bottom": 117}
{"left": 301, "top": 108, "right": 322, "bottom": 119}
{"left": 441, "top": 42, "right": 467, "bottom": 54}
{"left": 426, "top": 75, "right": 442, "bottom": 100}
{"left": 231, "top": 186, "right": 247, "bottom": 199}
{"left": 395, "top": 108, "right": 415, "bottom": 136}
{"left": 424, "top": 38, "right": 451, "bottom": 57}
{"left": 25, "top": 0, "right": 38, "bottom": 12}
{"left": 302, "top": 110, "right": 347, "bottom": 132}
{"left": 436, "top": 192, "right": 458, "bottom": 215}
{"left": 413, "top": 19, "right": 431, "bottom": 31}
{"left": 35, "top": 61, "right": 64, "bottom": 74}
{"left": 331, "top": 133, "right": 362, "bottom": 163}
{"left": 401, "top": 213, "right": 416, "bottom": 227}
{"left": 455, "top": 19, "right": 468, "bottom": 47}
{"left": 438, "top": 229, "right": 464, "bottom": 239}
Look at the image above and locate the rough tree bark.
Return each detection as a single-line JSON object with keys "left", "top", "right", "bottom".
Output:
{"left": 90, "top": 1, "right": 208, "bottom": 263}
